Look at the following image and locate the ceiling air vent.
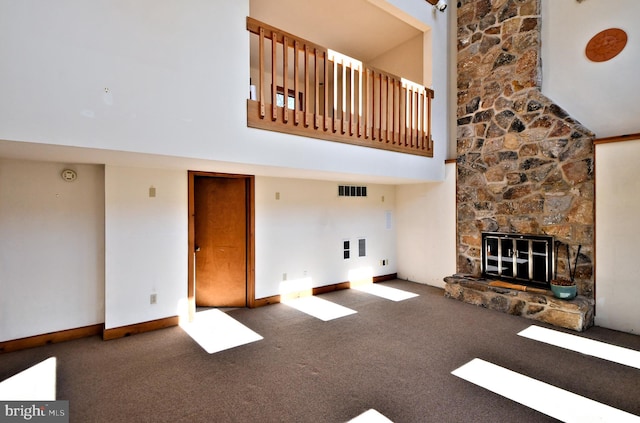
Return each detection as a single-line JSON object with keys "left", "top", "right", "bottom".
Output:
{"left": 338, "top": 185, "right": 367, "bottom": 197}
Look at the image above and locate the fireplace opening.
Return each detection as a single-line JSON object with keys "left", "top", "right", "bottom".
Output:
{"left": 481, "top": 232, "right": 554, "bottom": 289}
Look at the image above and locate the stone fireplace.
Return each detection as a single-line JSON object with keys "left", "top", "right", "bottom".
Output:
{"left": 445, "top": 0, "right": 595, "bottom": 331}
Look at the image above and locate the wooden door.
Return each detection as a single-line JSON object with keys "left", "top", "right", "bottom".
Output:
{"left": 194, "top": 176, "right": 247, "bottom": 307}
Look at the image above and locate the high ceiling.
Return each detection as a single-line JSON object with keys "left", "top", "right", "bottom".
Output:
{"left": 250, "top": 0, "right": 423, "bottom": 63}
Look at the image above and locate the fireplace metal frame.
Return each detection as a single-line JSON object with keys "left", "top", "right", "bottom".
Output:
{"left": 481, "top": 232, "right": 555, "bottom": 288}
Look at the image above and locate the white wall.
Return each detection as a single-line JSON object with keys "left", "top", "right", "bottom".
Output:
{"left": 594, "top": 140, "right": 640, "bottom": 334}
{"left": 0, "top": 0, "right": 444, "bottom": 183}
{"left": 255, "top": 177, "right": 397, "bottom": 298}
{"left": 0, "top": 160, "right": 104, "bottom": 341}
{"left": 396, "top": 162, "right": 456, "bottom": 287}
{"left": 369, "top": 33, "right": 424, "bottom": 85}
{"left": 541, "top": 0, "right": 640, "bottom": 138}
{"left": 104, "top": 166, "right": 188, "bottom": 329}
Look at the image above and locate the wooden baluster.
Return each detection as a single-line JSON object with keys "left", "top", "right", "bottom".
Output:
{"left": 410, "top": 87, "right": 416, "bottom": 149}
{"left": 333, "top": 57, "right": 340, "bottom": 132}
{"left": 358, "top": 65, "right": 363, "bottom": 138}
{"left": 413, "top": 88, "right": 419, "bottom": 149}
{"left": 383, "top": 76, "right": 388, "bottom": 143}
{"left": 379, "top": 73, "right": 384, "bottom": 143}
{"left": 377, "top": 73, "right": 382, "bottom": 141}
{"left": 271, "top": 31, "right": 277, "bottom": 121}
{"left": 380, "top": 75, "right": 387, "bottom": 143}
{"left": 400, "top": 84, "right": 406, "bottom": 146}
{"left": 393, "top": 79, "right": 400, "bottom": 144}
{"left": 303, "top": 44, "right": 309, "bottom": 127}
{"left": 387, "top": 76, "right": 392, "bottom": 142}
{"left": 365, "top": 69, "right": 371, "bottom": 139}
{"left": 407, "top": 87, "right": 415, "bottom": 148}
{"left": 386, "top": 76, "right": 392, "bottom": 143}
{"left": 293, "top": 41, "right": 300, "bottom": 126}
{"left": 314, "top": 48, "right": 320, "bottom": 129}
{"left": 350, "top": 63, "right": 355, "bottom": 136}
{"left": 416, "top": 88, "right": 424, "bottom": 149}
{"left": 283, "top": 36, "right": 289, "bottom": 124}
{"left": 427, "top": 91, "right": 433, "bottom": 152}
{"left": 259, "top": 27, "right": 265, "bottom": 118}
{"left": 324, "top": 51, "right": 329, "bottom": 131}
{"left": 341, "top": 59, "right": 347, "bottom": 134}
{"left": 378, "top": 72, "right": 383, "bottom": 142}
{"left": 371, "top": 72, "right": 377, "bottom": 141}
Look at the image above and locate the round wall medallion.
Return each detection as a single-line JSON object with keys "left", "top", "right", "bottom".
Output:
{"left": 61, "top": 169, "right": 77, "bottom": 182}
{"left": 585, "top": 28, "right": 627, "bottom": 62}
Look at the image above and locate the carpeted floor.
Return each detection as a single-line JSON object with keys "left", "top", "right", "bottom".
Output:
{"left": 1, "top": 280, "right": 639, "bottom": 422}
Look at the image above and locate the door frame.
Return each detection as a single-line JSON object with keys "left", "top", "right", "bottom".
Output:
{"left": 187, "top": 171, "right": 256, "bottom": 321}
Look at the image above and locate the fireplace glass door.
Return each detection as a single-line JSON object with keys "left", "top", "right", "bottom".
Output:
{"left": 482, "top": 232, "right": 553, "bottom": 288}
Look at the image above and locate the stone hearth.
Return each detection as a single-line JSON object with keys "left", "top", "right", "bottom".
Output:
{"left": 444, "top": 274, "right": 594, "bottom": 331}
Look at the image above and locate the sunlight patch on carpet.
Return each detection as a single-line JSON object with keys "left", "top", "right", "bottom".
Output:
{"left": 0, "top": 357, "right": 56, "bottom": 400}
{"left": 180, "top": 309, "right": 263, "bottom": 354}
{"left": 352, "top": 283, "right": 419, "bottom": 302}
{"left": 518, "top": 325, "right": 640, "bottom": 370}
{"left": 347, "top": 408, "right": 393, "bottom": 422}
{"left": 452, "top": 358, "right": 640, "bottom": 422}
{"left": 282, "top": 296, "right": 357, "bottom": 321}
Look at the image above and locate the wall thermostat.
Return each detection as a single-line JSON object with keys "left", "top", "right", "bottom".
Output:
{"left": 61, "top": 169, "right": 77, "bottom": 182}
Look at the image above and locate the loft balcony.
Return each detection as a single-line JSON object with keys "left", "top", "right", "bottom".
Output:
{"left": 247, "top": 17, "right": 434, "bottom": 157}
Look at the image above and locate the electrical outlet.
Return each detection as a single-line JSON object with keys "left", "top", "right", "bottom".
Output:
{"left": 150, "top": 294, "right": 157, "bottom": 304}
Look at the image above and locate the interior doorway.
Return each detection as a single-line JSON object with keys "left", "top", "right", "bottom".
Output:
{"left": 188, "top": 172, "right": 255, "bottom": 321}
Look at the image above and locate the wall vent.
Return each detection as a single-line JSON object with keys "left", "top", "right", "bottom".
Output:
{"left": 358, "top": 238, "right": 366, "bottom": 257}
{"left": 338, "top": 185, "right": 367, "bottom": 197}
{"left": 343, "top": 240, "right": 350, "bottom": 260}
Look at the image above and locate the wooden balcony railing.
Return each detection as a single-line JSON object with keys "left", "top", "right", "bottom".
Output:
{"left": 247, "top": 17, "right": 434, "bottom": 157}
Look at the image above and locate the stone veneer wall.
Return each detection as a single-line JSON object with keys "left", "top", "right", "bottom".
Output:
{"left": 456, "top": 0, "right": 595, "bottom": 298}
